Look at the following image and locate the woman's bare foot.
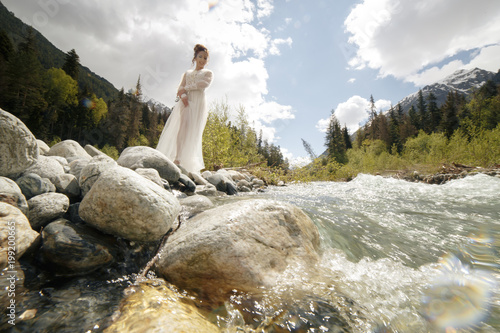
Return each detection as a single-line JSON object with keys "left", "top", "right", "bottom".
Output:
{"left": 174, "top": 160, "right": 180, "bottom": 165}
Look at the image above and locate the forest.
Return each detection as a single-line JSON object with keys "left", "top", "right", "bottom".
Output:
{"left": 0, "top": 28, "right": 287, "bottom": 171}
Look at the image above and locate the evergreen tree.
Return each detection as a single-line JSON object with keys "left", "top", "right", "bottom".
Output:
{"left": 408, "top": 105, "right": 419, "bottom": 130}
{"left": 342, "top": 125, "right": 352, "bottom": 150}
{"left": 417, "top": 90, "right": 429, "bottom": 132}
{"left": 62, "top": 49, "right": 80, "bottom": 81}
{"left": 325, "top": 112, "right": 347, "bottom": 164}
{"left": 301, "top": 138, "right": 317, "bottom": 160}
{"left": 440, "top": 91, "right": 460, "bottom": 138}
{"left": 426, "top": 92, "right": 440, "bottom": 132}
{"left": 388, "top": 106, "right": 401, "bottom": 152}
{"left": 4, "top": 28, "right": 47, "bottom": 136}
{"left": 0, "top": 29, "right": 14, "bottom": 106}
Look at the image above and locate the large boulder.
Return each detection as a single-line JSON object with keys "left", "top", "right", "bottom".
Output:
{"left": 0, "top": 177, "right": 29, "bottom": 215}
{"left": 156, "top": 199, "right": 321, "bottom": 303}
{"left": 47, "top": 140, "right": 92, "bottom": 160}
{"left": 104, "top": 281, "right": 220, "bottom": 333}
{"left": 37, "top": 139, "right": 50, "bottom": 155}
{"left": 22, "top": 155, "right": 65, "bottom": 183}
{"left": 53, "top": 174, "right": 81, "bottom": 200}
{"left": 117, "top": 146, "right": 181, "bottom": 183}
{"left": 0, "top": 109, "right": 39, "bottom": 177}
{"left": 27, "top": 193, "right": 70, "bottom": 230}
{"left": 0, "top": 202, "right": 39, "bottom": 270}
{"left": 206, "top": 174, "right": 237, "bottom": 195}
{"left": 79, "top": 166, "right": 180, "bottom": 242}
{"left": 40, "top": 219, "right": 115, "bottom": 275}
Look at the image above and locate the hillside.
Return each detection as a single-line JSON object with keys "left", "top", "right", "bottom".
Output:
{"left": 397, "top": 67, "right": 497, "bottom": 112}
{"left": 0, "top": 1, "right": 118, "bottom": 101}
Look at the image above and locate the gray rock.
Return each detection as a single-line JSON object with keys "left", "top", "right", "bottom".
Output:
{"left": 206, "top": 173, "right": 236, "bottom": 194}
{"left": 0, "top": 202, "right": 40, "bottom": 270}
{"left": 201, "top": 170, "right": 212, "bottom": 179}
{"left": 53, "top": 174, "right": 81, "bottom": 199}
{"left": 237, "top": 185, "right": 252, "bottom": 192}
{"left": 179, "top": 195, "right": 214, "bottom": 218}
{"left": 228, "top": 170, "right": 246, "bottom": 181}
{"left": 40, "top": 219, "right": 114, "bottom": 275}
{"left": 178, "top": 174, "right": 196, "bottom": 193}
{"left": 27, "top": 193, "right": 70, "bottom": 230}
{"left": 79, "top": 157, "right": 117, "bottom": 197}
{"left": 68, "top": 159, "right": 90, "bottom": 180}
{"left": 84, "top": 144, "right": 106, "bottom": 157}
{"left": 47, "top": 155, "right": 69, "bottom": 168}
{"left": 117, "top": 146, "right": 181, "bottom": 183}
{"left": 252, "top": 178, "right": 265, "bottom": 187}
{"left": 237, "top": 179, "right": 252, "bottom": 189}
{"left": 156, "top": 199, "right": 321, "bottom": 304}
{"left": 37, "top": 139, "right": 50, "bottom": 155}
{"left": 194, "top": 184, "right": 219, "bottom": 197}
{"left": 79, "top": 166, "right": 180, "bottom": 242}
{"left": 0, "top": 109, "right": 39, "bottom": 177}
{"left": 190, "top": 172, "right": 209, "bottom": 186}
{"left": 22, "top": 155, "right": 65, "bottom": 183}
{"left": 226, "top": 181, "right": 238, "bottom": 195}
{"left": 48, "top": 140, "right": 92, "bottom": 160}
{"left": 0, "top": 176, "right": 28, "bottom": 215}
{"left": 15, "top": 173, "right": 55, "bottom": 199}
{"left": 135, "top": 168, "right": 164, "bottom": 188}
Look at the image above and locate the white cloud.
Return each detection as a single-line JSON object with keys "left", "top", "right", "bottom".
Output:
{"left": 282, "top": 147, "right": 311, "bottom": 168}
{"left": 344, "top": 0, "right": 500, "bottom": 84}
{"left": 348, "top": 78, "right": 356, "bottom": 84}
{"left": 316, "top": 95, "right": 392, "bottom": 134}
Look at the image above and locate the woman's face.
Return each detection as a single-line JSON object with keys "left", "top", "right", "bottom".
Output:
{"left": 195, "top": 51, "right": 208, "bottom": 69}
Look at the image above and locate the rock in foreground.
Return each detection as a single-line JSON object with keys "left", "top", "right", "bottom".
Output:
{"left": 156, "top": 199, "right": 321, "bottom": 304}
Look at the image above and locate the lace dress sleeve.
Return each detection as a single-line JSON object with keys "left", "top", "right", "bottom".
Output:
{"left": 177, "top": 72, "right": 187, "bottom": 95}
{"left": 184, "top": 70, "right": 213, "bottom": 91}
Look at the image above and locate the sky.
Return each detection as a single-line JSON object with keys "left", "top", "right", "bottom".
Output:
{"left": 3, "top": 0, "right": 500, "bottom": 166}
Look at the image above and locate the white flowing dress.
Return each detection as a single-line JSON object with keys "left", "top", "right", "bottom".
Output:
{"left": 156, "top": 69, "right": 213, "bottom": 173}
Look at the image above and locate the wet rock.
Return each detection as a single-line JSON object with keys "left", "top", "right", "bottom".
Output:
{"left": 0, "top": 176, "right": 29, "bottom": 215}
{"left": 156, "top": 199, "right": 321, "bottom": 304}
{"left": 22, "top": 155, "right": 65, "bottom": 183}
{"left": 40, "top": 219, "right": 114, "bottom": 275}
{"left": 53, "top": 174, "right": 81, "bottom": 200}
{"left": 15, "top": 173, "right": 55, "bottom": 200}
{"left": 47, "top": 139, "right": 92, "bottom": 160}
{"left": 190, "top": 171, "right": 209, "bottom": 186}
{"left": 37, "top": 139, "right": 50, "bottom": 155}
{"left": 178, "top": 174, "right": 196, "bottom": 193}
{"left": 79, "top": 156, "right": 117, "bottom": 197}
{"left": 228, "top": 170, "right": 247, "bottom": 181}
{"left": 0, "top": 202, "right": 40, "bottom": 270}
{"left": 0, "top": 109, "right": 39, "bottom": 177}
{"left": 104, "top": 281, "right": 220, "bottom": 333}
{"left": 206, "top": 174, "right": 237, "bottom": 195}
{"left": 134, "top": 168, "right": 164, "bottom": 188}
{"left": 117, "top": 146, "right": 181, "bottom": 183}
{"left": 79, "top": 166, "right": 180, "bottom": 242}
{"left": 27, "top": 193, "right": 70, "bottom": 230}
{"left": 179, "top": 195, "right": 214, "bottom": 218}
{"left": 194, "top": 184, "right": 219, "bottom": 197}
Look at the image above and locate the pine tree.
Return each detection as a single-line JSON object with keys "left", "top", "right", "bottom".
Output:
{"left": 388, "top": 106, "right": 401, "bottom": 152}
{"left": 4, "top": 28, "right": 47, "bottom": 136}
{"left": 62, "top": 49, "right": 80, "bottom": 81}
{"left": 325, "top": 112, "right": 347, "bottom": 164}
{"left": 440, "top": 91, "right": 460, "bottom": 138}
{"left": 0, "top": 29, "right": 14, "bottom": 107}
{"left": 417, "top": 90, "right": 429, "bottom": 132}
{"left": 301, "top": 138, "right": 317, "bottom": 160}
{"left": 342, "top": 125, "right": 352, "bottom": 150}
{"left": 426, "top": 92, "right": 440, "bottom": 132}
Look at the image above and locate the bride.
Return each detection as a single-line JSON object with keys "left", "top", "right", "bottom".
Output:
{"left": 156, "top": 44, "right": 213, "bottom": 174}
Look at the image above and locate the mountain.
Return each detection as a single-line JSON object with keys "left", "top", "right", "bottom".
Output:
{"left": 397, "top": 68, "right": 496, "bottom": 112}
{"left": 0, "top": 1, "right": 118, "bottom": 101}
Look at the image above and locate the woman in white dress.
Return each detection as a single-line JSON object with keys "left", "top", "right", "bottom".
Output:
{"left": 156, "top": 44, "right": 213, "bottom": 174}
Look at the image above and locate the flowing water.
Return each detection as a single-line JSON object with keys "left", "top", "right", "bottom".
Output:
{"left": 3, "top": 174, "right": 499, "bottom": 332}
{"left": 223, "top": 173, "right": 499, "bottom": 332}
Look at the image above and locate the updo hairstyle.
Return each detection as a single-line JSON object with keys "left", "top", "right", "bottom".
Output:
{"left": 192, "top": 44, "right": 209, "bottom": 64}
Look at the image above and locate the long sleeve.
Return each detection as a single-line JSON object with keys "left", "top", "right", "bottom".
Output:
{"left": 184, "top": 70, "right": 213, "bottom": 92}
{"left": 177, "top": 72, "right": 187, "bottom": 94}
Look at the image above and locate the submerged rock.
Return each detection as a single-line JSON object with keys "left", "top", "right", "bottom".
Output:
{"left": 0, "top": 108, "right": 39, "bottom": 177}
{"left": 79, "top": 166, "right": 180, "bottom": 242}
{"left": 156, "top": 199, "right": 321, "bottom": 304}
{"left": 104, "top": 280, "right": 220, "bottom": 333}
{"left": 40, "top": 219, "right": 115, "bottom": 275}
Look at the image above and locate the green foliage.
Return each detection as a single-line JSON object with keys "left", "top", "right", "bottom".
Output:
{"left": 99, "top": 144, "right": 120, "bottom": 160}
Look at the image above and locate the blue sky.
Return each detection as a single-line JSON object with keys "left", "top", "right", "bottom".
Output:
{"left": 4, "top": 0, "right": 500, "bottom": 166}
